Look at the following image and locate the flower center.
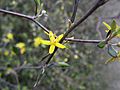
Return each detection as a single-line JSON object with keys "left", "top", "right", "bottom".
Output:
{"left": 51, "top": 39, "right": 56, "bottom": 45}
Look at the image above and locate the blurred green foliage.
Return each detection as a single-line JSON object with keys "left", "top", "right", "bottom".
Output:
{"left": 0, "top": 0, "right": 107, "bottom": 90}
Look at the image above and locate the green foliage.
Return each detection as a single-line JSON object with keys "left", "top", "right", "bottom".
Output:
{"left": 111, "top": 19, "right": 116, "bottom": 30}
{"left": 97, "top": 41, "right": 106, "bottom": 48}
{"left": 108, "top": 45, "right": 117, "bottom": 58}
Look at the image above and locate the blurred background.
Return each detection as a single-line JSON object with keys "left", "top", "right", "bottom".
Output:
{"left": 0, "top": 0, "right": 120, "bottom": 90}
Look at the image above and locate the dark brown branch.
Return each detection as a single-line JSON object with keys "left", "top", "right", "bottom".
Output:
{"left": 45, "top": 0, "right": 109, "bottom": 64}
{"left": 0, "top": 9, "right": 49, "bottom": 33}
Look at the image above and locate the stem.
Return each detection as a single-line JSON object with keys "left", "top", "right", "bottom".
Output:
{"left": 65, "top": 38, "right": 101, "bottom": 43}
{"left": 70, "top": 0, "right": 80, "bottom": 23}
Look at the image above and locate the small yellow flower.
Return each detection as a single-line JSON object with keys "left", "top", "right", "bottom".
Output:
{"left": 4, "top": 50, "right": 9, "bottom": 56}
{"left": 3, "top": 38, "right": 10, "bottom": 43}
{"left": 48, "top": 31, "right": 66, "bottom": 54}
{"left": 7, "top": 33, "right": 14, "bottom": 40}
{"left": 16, "top": 42, "right": 26, "bottom": 54}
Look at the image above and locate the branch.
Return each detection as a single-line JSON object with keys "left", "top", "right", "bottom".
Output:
{"left": 45, "top": 0, "right": 109, "bottom": 64}
{"left": 0, "top": 9, "right": 49, "bottom": 33}
{"left": 65, "top": 38, "right": 102, "bottom": 43}
{"left": 70, "top": 0, "right": 80, "bottom": 23}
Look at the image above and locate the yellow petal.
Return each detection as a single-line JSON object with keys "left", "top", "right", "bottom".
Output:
{"left": 3, "top": 38, "right": 10, "bottom": 43}
{"left": 7, "top": 33, "right": 14, "bottom": 40}
{"left": 55, "top": 43, "right": 66, "bottom": 49}
{"left": 105, "top": 57, "right": 116, "bottom": 64}
{"left": 41, "top": 40, "right": 50, "bottom": 45}
{"left": 44, "top": 31, "right": 49, "bottom": 35}
{"left": 49, "top": 45, "right": 55, "bottom": 54}
{"left": 16, "top": 42, "right": 25, "bottom": 49}
{"left": 20, "top": 47, "right": 26, "bottom": 54}
{"left": 49, "top": 31, "right": 55, "bottom": 41}
{"left": 103, "top": 22, "right": 111, "bottom": 30}
{"left": 33, "top": 37, "right": 42, "bottom": 47}
{"left": 56, "top": 34, "right": 64, "bottom": 42}
{"left": 105, "top": 30, "right": 109, "bottom": 33}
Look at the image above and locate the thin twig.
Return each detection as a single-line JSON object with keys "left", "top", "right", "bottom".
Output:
{"left": 65, "top": 38, "right": 102, "bottom": 43}
{"left": 70, "top": 0, "right": 80, "bottom": 23}
{"left": 0, "top": 9, "right": 49, "bottom": 33}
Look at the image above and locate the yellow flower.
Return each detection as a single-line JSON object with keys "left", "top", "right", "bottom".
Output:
{"left": 47, "top": 31, "right": 66, "bottom": 54}
{"left": 16, "top": 42, "right": 26, "bottom": 54}
{"left": 7, "top": 33, "right": 14, "bottom": 40}
{"left": 3, "top": 38, "right": 10, "bottom": 43}
{"left": 4, "top": 50, "right": 9, "bottom": 56}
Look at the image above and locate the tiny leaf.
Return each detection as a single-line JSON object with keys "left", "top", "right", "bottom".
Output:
{"left": 12, "top": 46, "right": 20, "bottom": 55}
{"left": 58, "top": 62, "right": 69, "bottom": 67}
{"left": 111, "top": 19, "right": 116, "bottom": 30}
{"left": 108, "top": 44, "right": 118, "bottom": 57}
{"left": 105, "top": 57, "right": 116, "bottom": 64}
{"left": 97, "top": 41, "right": 106, "bottom": 48}
{"left": 112, "top": 28, "right": 120, "bottom": 37}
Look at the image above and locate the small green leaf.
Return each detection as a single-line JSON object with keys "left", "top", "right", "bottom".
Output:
{"left": 58, "top": 62, "right": 69, "bottom": 67}
{"left": 97, "top": 41, "right": 106, "bottom": 48}
{"left": 116, "top": 28, "right": 120, "bottom": 34}
{"left": 108, "top": 44, "right": 118, "bottom": 57}
{"left": 112, "top": 28, "right": 120, "bottom": 37}
{"left": 12, "top": 46, "right": 19, "bottom": 55}
{"left": 105, "top": 57, "right": 116, "bottom": 64}
{"left": 111, "top": 19, "right": 116, "bottom": 30}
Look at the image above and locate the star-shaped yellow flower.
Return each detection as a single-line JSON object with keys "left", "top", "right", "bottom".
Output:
{"left": 48, "top": 31, "right": 66, "bottom": 54}
{"left": 43, "top": 31, "right": 66, "bottom": 54}
{"left": 16, "top": 42, "right": 26, "bottom": 54}
{"left": 7, "top": 33, "right": 14, "bottom": 40}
